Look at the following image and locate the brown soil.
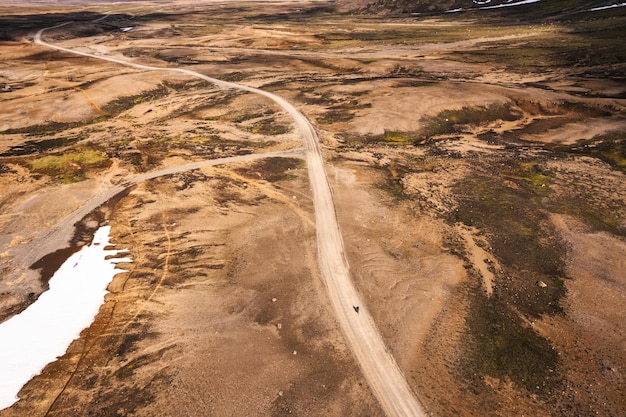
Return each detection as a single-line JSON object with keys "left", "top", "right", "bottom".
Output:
{"left": 1, "top": 1, "right": 625, "bottom": 416}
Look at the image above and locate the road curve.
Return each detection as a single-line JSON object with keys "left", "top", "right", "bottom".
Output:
{"left": 34, "top": 24, "right": 427, "bottom": 417}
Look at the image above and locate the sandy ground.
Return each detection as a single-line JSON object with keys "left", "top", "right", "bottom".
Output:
{"left": 1, "top": 1, "right": 625, "bottom": 416}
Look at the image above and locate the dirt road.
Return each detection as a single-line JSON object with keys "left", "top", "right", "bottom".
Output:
{"left": 34, "top": 23, "right": 426, "bottom": 417}
{"left": 13, "top": 150, "right": 303, "bottom": 275}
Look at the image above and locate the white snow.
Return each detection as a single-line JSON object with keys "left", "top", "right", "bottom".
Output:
{"left": 480, "top": 0, "right": 543, "bottom": 10}
{"left": 589, "top": 2, "right": 626, "bottom": 11}
{"left": 0, "top": 226, "right": 131, "bottom": 410}
{"left": 444, "top": 0, "right": 543, "bottom": 13}
{"left": 446, "top": 0, "right": 625, "bottom": 14}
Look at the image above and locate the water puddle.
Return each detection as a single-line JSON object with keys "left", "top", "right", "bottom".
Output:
{"left": 0, "top": 225, "right": 131, "bottom": 410}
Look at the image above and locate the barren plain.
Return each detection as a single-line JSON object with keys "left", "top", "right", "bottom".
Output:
{"left": 0, "top": 1, "right": 625, "bottom": 416}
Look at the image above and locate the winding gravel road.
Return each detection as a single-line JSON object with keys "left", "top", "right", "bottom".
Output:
{"left": 34, "top": 23, "right": 426, "bottom": 417}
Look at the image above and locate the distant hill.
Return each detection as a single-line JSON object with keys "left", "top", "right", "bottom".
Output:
{"left": 340, "top": 0, "right": 626, "bottom": 19}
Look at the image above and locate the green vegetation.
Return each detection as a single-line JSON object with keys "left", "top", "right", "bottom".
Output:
{"left": 296, "top": 57, "right": 354, "bottom": 72}
{"left": 379, "top": 130, "right": 418, "bottom": 145}
{"left": 353, "top": 103, "right": 523, "bottom": 146}
{"left": 316, "top": 109, "right": 356, "bottom": 124}
{"left": 466, "top": 290, "right": 560, "bottom": 393}
{"left": 0, "top": 136, "right": 81, "bottom": 157}
{"left": 1, "top": 86, "right": 170, "bottom": 137}
{"left": 502, "top": 161, "right": 551, "bottom": 190}
{"left": 27, "top": 148, "right": 110, "bottom": 183}
{"left": 298, "top": 90, "right": 348, "bottom": 106}
{"left": 452, "top": 162, "right": 567, "bottom": 395}
{"left": 141, "top": 134, "right": 222, "bottom": 154}
{"left": 420, "top": 103, "right": 519, "bottom": 140}
{"left": 548, "top": 132, "right": 626, "bottom": 173}
{"left": 454, "top": 173, "right": 566, "bottom": 291}
{"left": 569, "top": 15, "right": 626, "bottom": 67}
{"left": 100, "top": 85, "right": 169, "bottom": 116}
{"left": 1, "top": 121, "right": 87, "bottom": 137}
{"left": 380, "top": 163, "right": 408, "bottom": 199}
{"left": 314, "top": 23, "right": 538, "bottom": 49}
{"left": 513, "top": 99, "right": 611, "bottom": 118}
{"left": 589, "top": 133, "right": 626, "bottom": 171}
{"left": 170, "top": 90, "right": 242, "bottom": 120}
{"left": 249, "top": 119, "right": 291, "bottom": 135}
{"left": 451, "top": 41, "right": 584, "bottom": 70}
{"left": 234, "top": 157, "right": 304, "bottom": 182}
{"left": 339, "top": 130, "right": 421, "bottom": 146}
{"left": 115, "top": 355, "right": 151, "bottom": 379}
{"left": 132, "top": 134, "right": 265, "bottom": 171}
{"left": 220, "top": 71, "right": 249, "bottom": 82}
{"left": 232, "top": 109, "right": 275, "bottom": 123}
{"left": 450, "top": 26, "right": 626, "bottom": 71}
{"left": 303, "top": 90, "right": 370, "bottom": 126}
{"left": 517, "top": 117, "right": 576, "bottom": 135}
{"left": 553, "top": 204, "right": 622, "bottom": 234}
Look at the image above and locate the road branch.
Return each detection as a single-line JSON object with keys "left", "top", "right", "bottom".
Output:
{"left": 34, "top": 22, "right": 426, "bottom": 417}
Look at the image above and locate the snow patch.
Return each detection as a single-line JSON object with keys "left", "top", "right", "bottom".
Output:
{"left": 480, "top": 0, "right": 543, "bottom": 10}
{"left": 0, "top": 226, "right": 131, "bottom": 410}
{"left": 445, "top": 0, "right": 543, "bottom": 13}
{"left": 589, "top": 2, "right": 626, "bottom": 11}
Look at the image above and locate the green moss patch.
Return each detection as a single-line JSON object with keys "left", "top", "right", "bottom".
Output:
{"left": 234, "top": 157, "right": 304, "bottom": 182}
{"left": 1, "top": 85, "right": 170, "bottom": 137}
{"left": 249, "top": 119, "right": 291, "bottom": 135}
{"left": 449, "top": 21, "right": 626, "bottom": 72}
{"left": 420, "top": 103, "right": 519, "bottom": 140}
{"left": 379, "top": 131, "right": 418, "bottom": 146}
{"left": 502, "top": 161, "right": 551, "bottom": 190}
{"left": 466, "top": 290, "right": 560, "bottom": 394}
{"left": 452, "top": 161, "right": 567, "bottom": 397}
{"left": 100, "top": 85, "right": 169, "bottom": 117}
{"left": 231, "top": 109, "right": 275, "bottom": 123}
{"left": 316, "top": 109, "right": 356, "bottom": 125}
{"left": 452, "top": 163, "right": 568, "bottom": 318}
{"left": 548, "top": 132, "right": 626, "bottom": 173}
{"left": 378, "top": 163, "right": 409, "bottom": 199}
{"left": 26, "top": 148, "right": 110, "bottom": 183}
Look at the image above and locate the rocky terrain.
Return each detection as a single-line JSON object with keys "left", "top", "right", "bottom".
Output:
{"left": 0, "top": 1, "right": 624, "bottom": 416}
